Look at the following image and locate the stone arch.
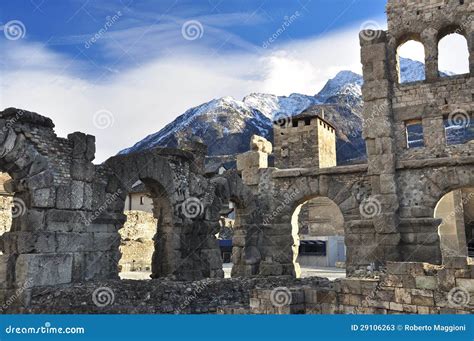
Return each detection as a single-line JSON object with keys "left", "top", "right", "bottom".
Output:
{"left": 437, "top": 27, "right": 470, "bottom": 77}
{"left": 434, "top": 187, "right": 474, "bottom": 261}
{"left": 102, "top": 148, "right": 224, "bottom": 280}
{"left": 209, "top": 170, "right": 259, "bottom": 277}
{"left": 291, "top": 194, "right": 346, "bottom": 274}
{"left": 395, "top": 34, "right": 426, "bottom": 84}
{"left": 260, "top": 174, "right": 366, "bottom": 277}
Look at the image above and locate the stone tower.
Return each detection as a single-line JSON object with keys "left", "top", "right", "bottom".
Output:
{"left": 273, "top": 107, "right": 337, "bottom": 169}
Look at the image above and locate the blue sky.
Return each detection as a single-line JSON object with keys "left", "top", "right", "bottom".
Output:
{"left": 0, "top": 0, "right": 389, "bottom": 161}
{"left": 0, "top": 0, "right": 385, "bottom": 73}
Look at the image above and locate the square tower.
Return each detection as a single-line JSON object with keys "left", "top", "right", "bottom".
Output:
{"left": 273, "top": 106, "right": 337, "bottom": 169}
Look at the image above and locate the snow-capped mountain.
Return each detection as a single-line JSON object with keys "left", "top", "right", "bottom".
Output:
{"left": 242, "top": 93, "right": 321, "bottom": 120}
{"left": 119, "top": 96, "right": 272, "bottom": 158}
{"left": 399, "top": 57, "right": 451, "bottom": 83}
{"left": 316, "top": 70, "right": 363, "bottom": 103}
{"left": 119, "top": 57, "right": 437, "bottom": 168}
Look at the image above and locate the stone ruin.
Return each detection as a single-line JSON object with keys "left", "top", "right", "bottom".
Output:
{"left": 0, "top": 0, "right": 473, "bottom": 313}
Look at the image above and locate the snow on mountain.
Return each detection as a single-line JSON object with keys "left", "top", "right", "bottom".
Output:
{"left": 120, "top": 96, "right": 272, "bottom": 157}
{"left": 399, "top": 57, "right": 451, "bottom": 83}
{"left": 316, "top": 70, "right": 363, "bottom": 103}
{"left": 119, "top": 57, "right": 437, "bottom": 166}
{"left": 243, "top": 93, "right": 320, "bottom": 120}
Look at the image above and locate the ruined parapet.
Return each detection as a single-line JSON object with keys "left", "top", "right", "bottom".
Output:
{"left": 178, "top": 138, "right": 208, "bottom": 174}
{"left": 236, "top": 135, "right": 271, "bottom": 186}
{"left": 273, "top": 108, "right": 336, "bottom": 169}
{"left": 386, "top": 0, "right": 473, "bottom": 79}
{"left": 0, "top": 108, "right": 118, "bottom": 306}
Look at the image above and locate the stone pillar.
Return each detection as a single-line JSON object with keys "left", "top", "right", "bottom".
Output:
{"left": 236, "top": 135, "right": 271, "bottom": 186}
{"left": 422, "top": 28, "right": 439, "bottom": 81}
{"left": 232, "top": 136, "right": 270, "bottom": 277}
{"left": 359, "top": 30, "right": 401, "bottom": 268}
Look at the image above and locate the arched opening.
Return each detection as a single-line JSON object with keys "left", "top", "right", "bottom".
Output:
{"left": 218, "top": 200, "right": 235, "bottom": 278}
{"left": 118, "top": 179, "right": 172, "bottom": 280}
{"left": 291, "top": 196, "right": 346, "bottom": 280}
{"left": 0, "top": 173, "right": 14, "bottom": 254}
{"left": 438, "top": 32, "right": 469, "bottom": 77}
{"left": 435, "top": 188, "right": 474, "bottom": 260}
{"left": 397, "top": 39, "right": 426, "bottom": 84}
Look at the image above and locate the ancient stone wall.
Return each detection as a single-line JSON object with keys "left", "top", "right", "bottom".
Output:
{"left": 250, "top": 258, "right": 474, "bottom": 314}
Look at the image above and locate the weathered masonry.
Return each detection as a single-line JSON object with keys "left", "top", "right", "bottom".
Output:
{"left": 232, "top": 0, "right": 473, "bottom": 277}
{"left": 0, "top": 0, "right": 472, "bottom": 313}
{"left": 0, "top": 109, "right": 247, "bottom": 294}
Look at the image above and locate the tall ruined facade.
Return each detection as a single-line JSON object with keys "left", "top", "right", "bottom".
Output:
{"left": 359, "top": 0, "right": 473, "bottom": 266}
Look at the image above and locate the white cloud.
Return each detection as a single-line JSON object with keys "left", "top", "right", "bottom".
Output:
{"left": 0, "top": 24, "right": 365, "bottom": 163}
{"left": 438, "top": 33, "right": 470, "bottom": 75}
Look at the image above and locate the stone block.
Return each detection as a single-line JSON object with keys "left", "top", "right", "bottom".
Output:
{"left": 31, "top": 188, "right": 55, "bottom": 208}
{"left": 415, "top": 276, "right": 437, "bottom": 290}
{"left": 250, "top": 135, "right": 272, "bottom": 154}
{"left": 15, "top": 253, "right": 73, "bottom": 288}
{"left": 236, "top": 151, "right": 267, "bottom": 171}
{"left": 394, "top": 288, "right": 411, "bottom": 304}
{"left": 456, "top": 278, "right": 474, "bottom": 293}
{"left": 411, "top": 295, "right": 434, "bottom": 306}
{"left": 71, "top": 160, "right": 95, "bottom": 182}
{"left": 71, "top": 181, "right": 84, "bottom": 209}
{"left": 444, "top": 257, "right": 467, "bottom": 269}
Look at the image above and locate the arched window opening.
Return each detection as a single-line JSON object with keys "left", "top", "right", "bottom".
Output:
{"left": 0, "top": 172, "right": 13, "bottom": 255}
{"left": 438, "top": 32, "right": 469, "bottom": 77}
{"left": 218, "top": 200, "right": 235, "bottom": 278}
{"left": 119, "top": 180, "right": 156, "bottom": 280}
{"left": 292, "top": 197, "right": 346, "bottom": 279}
{"left": 435, "top": 188, "right": 474, "bottom": 260}
{"left": 397, "top": 40, "right": 426, "bottom": 84}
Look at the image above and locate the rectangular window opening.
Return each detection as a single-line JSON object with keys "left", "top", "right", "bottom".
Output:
{"left": 299, "top": 241, "right": 327, "bottom": 256}
{"left": 406, "top": 120, "right": 424, "bottom": 148}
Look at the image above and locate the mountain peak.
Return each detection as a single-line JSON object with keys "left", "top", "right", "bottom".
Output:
{"left": 316, "top": 70, "right": 363, "bottom": 102}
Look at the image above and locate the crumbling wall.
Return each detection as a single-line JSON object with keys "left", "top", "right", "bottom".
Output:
{"left": 250, "top": 258, "right": 474, "bottom": 314}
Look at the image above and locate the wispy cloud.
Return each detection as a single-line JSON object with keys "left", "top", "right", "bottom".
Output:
{"left": 0, "top": 21, "right": 367, "bottom": 163}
